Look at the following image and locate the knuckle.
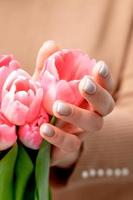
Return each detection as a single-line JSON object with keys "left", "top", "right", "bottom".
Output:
{"left": 94, "top": 115, "right": 104, "bottom": 131}
{"left": 54, "top": 132, "right": 66, "bottom": 146}
{"left": 70, "top": 106, "right": 82, "bottom": 121}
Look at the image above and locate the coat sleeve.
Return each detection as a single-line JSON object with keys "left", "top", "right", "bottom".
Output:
{"left": 50, "top": 28, "right": 133, "bottom": 189}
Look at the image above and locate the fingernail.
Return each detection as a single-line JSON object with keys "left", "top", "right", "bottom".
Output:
{"left": 41, "top": 125, "right": 55, "bottom": 137}
{"left": 98, "top": 61, "right": 108, "bottom": 78}
{"left": 82, "top": 78, "right": 96, "bottom": 94}
{"left": 55, "top": 102, "right": 72, "bottom": 116}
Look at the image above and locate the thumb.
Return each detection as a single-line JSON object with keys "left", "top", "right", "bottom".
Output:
{"left": 33, "top": 40, "right": 60, "bottom": 80}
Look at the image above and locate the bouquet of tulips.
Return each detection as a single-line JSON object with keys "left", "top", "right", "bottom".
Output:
{"left": 0, "top": 45, "right": 95, "bottom": 200}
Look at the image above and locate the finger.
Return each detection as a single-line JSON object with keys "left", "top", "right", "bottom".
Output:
{"left": 52, "top": 101, "right": 103, "bottom": 132}
{"left": 79, "top": 76, "right": 115, "bottom": 116}
{"left": 33, "top": 40, "right": 60, "bottom": 80}
{"left": 40, "top": 123, "right": 81, "bottom": 153}
{"left": 92, "top": 61, "right": 115, "bottom": 93}
{"left": 55, "top": 119, "right": 83, "bottom": 135}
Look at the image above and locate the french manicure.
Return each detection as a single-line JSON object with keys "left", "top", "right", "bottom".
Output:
{"left": 54, "top": 102, "right": 72, "bottom": 116}
{"left": 82, "top": 78, "right": 96, "bottom": 94}
{"left": 41, "top": 124, "right": 55, "bottom": 137}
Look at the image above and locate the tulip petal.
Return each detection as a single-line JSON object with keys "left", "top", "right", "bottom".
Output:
{"left": 0, "top": 55, "right": 13, "bottom": 66}
{"left": 41, "top": 71, "right": 58, "bottom": 114}
{"left": 9, "top": 60, "right": 20, "bottom": 70}
{"left": 15, "top": 91, "right": 29, "bottom": 105}
{"left": 18, "top": 124, "right": 43, "bottom": 150}
{"left": 0, "top": 54, "right": 20, "bottom": 102}
{"left": 45, "top": 55, "right": 59, "bottom": 79}
{"left": 56, "top": 80, "right": 82, "bottom": 105}
{"left": 68, "top": 80, "right": 83, "bottom": 105}
{"left": 1, "top": 91, "right": 14, "bottom": 112}
{"left": 0, "top": 67, "right": 10, "bottom": 97}
{"left": 27, "top": 88, "right": 43, "bottom": 123}
{"left": 18, "top": 111, "right": 49, "bottom": 149}
{"left": 2, "top": 95, "right": 29, "bottom": 125}
{"left": 46, "top": 49, "right": 96, "bottom": 81}
{"left": 0, "top": 124, "right": 17, "bottom": 151}
{"left": 2, "top": 69, "right": 31, "bottom": 92}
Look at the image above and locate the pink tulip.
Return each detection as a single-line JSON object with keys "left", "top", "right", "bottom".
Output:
{"left": 1, "top": 69, "right": 43, "bottom": 125}
{"left": 40, "top": 49, "right": 96, "bottom": 114}
{"left": 0, "top": 111, "right": 17, "bottom": 151}
{"left": 18, "top": 108, "right": 49, "bottom": 149}
{"left": 0, "top": 54, "right": 20, "bottom": 101}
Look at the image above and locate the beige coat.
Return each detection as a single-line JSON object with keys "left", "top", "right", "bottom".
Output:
{"left": 0, "top": 0, "right": 133, "bottom": 199}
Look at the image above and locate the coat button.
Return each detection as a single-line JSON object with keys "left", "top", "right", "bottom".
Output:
{"left": 106, "top": 168, "right": 113, "bottom": 177}
{"left": 122, "top": 168, "right": 129, "bottom": 176}
{"left": 81, "top": 170, "right": 89, "bottom": 179}
{"left": 89, "top": 169, "right": 96, "bottom": 177}
{"left": 97, "top": 169, "right": 104, "bottom": 177}
{"left": 114, "top": 168, "right": 122, "bottom": 177}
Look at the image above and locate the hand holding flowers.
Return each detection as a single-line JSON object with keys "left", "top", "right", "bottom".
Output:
{"left": 34, "top": 41, "right": 115, "bottom": 168}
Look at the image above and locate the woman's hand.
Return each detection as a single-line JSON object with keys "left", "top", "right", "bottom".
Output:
{"left": 33, "top": 40, "right": 115, "bottom": 168}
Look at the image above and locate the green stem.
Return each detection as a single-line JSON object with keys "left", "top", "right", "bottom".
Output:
{"left": 50, "top": 116, "right": 56, "bottom": 125}
{"left": 14, "top": 144, "right": 34, "bottom": 200}
{"left": 35, "top": 116, "right": 56, "bottom": 200}
{"left": 0, "top": 144, "right": 18, "bottom": 200}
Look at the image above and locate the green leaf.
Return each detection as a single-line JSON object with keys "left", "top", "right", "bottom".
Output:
{"left": 35, "top": 140, "right": 51, "bottom": 200}
{"left": 24, "top": 171, "right": 36, "bottom": 200}
{"left": 35, "top": 116, "right": 56, "bottom": 200}
{"left": 14, "top": 144, "right": 34, "bottom": 200}
{"left": 49, "top": 187, "right": 52, "bottom": 200}
{"left": 34, "top": 187, "right": 39, "bottom": 200}
{"left": 0, "top": 144, "right": 18, "bottom": 200}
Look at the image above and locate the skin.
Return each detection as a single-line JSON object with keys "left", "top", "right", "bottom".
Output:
{"left": 33, "top": 40, "right": 115, "bottom": 168}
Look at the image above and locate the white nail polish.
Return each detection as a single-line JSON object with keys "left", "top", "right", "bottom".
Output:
{"left": 98, "top": 61, "right": 108, "bottom": 77}
{"left": 83, "top": 78, "right": 96, "bottom": 94}
{"left": 55, "top": 102, "right": 72, "bottom": 116}
{"left": 41, "top": 125, "right": 54, "bottom": 137}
